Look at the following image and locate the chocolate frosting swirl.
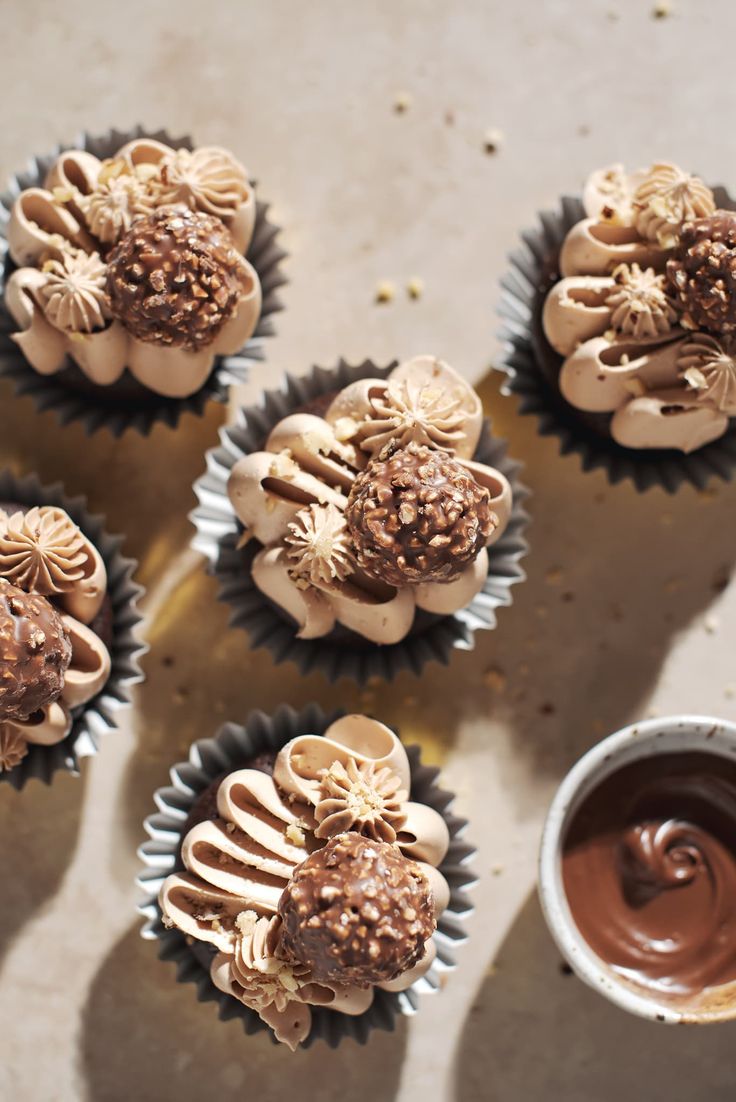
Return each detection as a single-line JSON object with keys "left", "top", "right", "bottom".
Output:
{"left": 0, "top": 507, "right": 87, "bottom": 595}
{"left": 563, "top": 753, "right": 736, "bottom": 1000}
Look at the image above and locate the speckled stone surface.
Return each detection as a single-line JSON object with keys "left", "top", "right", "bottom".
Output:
{"left": 1, "top": 1, "right": 736, "bottom": 1099}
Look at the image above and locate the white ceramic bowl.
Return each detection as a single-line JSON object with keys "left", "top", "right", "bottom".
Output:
{"left": 538, "top": 714, "right": 736, "bottom": 1024}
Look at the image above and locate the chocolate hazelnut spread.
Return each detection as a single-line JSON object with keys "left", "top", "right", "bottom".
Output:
{"left": 562, "top": 752, "right": 736, "bottom": 1002}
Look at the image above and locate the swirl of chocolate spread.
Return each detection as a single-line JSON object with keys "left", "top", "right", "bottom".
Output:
{"left": 562, "top": 752, "right": 736, "bottom": 1000}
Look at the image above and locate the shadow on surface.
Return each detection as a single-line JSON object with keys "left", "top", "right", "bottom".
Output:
{"left": 80, "top": 924, "right": 406, "bottom": 1102}
{"left": 0, "top": 770, "right": 86, "bottom": 968}
{"left": 412, "top": 371, "right": 736, "bottom": 806}
{"left": 455, "top": 891, "right": 735, "bottom": 1102}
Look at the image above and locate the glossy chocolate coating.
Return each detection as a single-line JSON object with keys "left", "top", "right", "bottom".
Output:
{"left": 277, "top": 831, "right": 435, "bottom": 986}
{"left": 106, "top": 206, "right": 248, "bottom": 350}
{"left": 0, "top": 578, "right": 72, "bottom": 720}
{"left": 345, "top": 443, "right": 492, "bottom": 586}
{"left": 563, "top": 751, "right": 736, "bottom": 1001}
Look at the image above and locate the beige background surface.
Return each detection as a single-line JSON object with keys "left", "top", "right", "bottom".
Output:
{"left": 1, "top": 1, "right": 736, "bottom": 1099}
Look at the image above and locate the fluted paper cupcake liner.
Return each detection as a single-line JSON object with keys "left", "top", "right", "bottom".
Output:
{"left": 0, "top": 469, "right": 146, "bottom": 789}
{"left": 191, "top": 359, "right": 530, "bottom": 683}
{"left": 137, "top": 703, "right": 476, "bottom": 1048}
{"left": 497, "top": 193, "right": 736, "bottom": 492}
{"left": 0, "top": 126, "right": 287, "bottom": 436}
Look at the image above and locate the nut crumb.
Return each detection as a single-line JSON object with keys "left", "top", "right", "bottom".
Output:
{"left": 375, "top": 280, "right": 395, "bottom": 304}
{"left": 491, "top": 865, "right": 504, "bottom": 877}
{"left": 285, "top": 823, "right": 306, "bottom": 847}
{"left": 704, "top": 614, "right": 719, "bottom": 635}
{"left": 652, "top": 1, "right": 671, "bottom": 17}
{"left": 393, "top": 91, "right": 412, "bottom": 114}
{"left": 483, "top": 128, "right": 504, "bottom": 154}
{"left": 483, "top": 667, "right": 507, "bottom": 693}
{"left": 407, "top": 276, "right": 424, "bottom": 300}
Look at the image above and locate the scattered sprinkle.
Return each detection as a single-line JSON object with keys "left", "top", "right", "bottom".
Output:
{"left": 375, "top": 280, "right": 395, "bottom": 304}
{"left": 407, "top": 276, "right": 424, "bottom": 300}
{"left": 483, "top": 128, "right": 505, "bottom": 154}
{"left": 393, "top": 91, "right": 412, "bottom": 114}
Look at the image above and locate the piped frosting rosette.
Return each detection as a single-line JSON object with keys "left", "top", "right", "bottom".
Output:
{"left": 0, "top": 470, "right": 144, "bottom": 788}
{"left": 192, "top": 357, "right": 529, "bottom": 680}
{"left": 499, "top": 162, "right": 736, "bottom": 490}
{"left": 0, "top": 127, "right": 286, "bottom": 434}
{"left": 139, "top": 704, "right": 475, "bottom": 1049}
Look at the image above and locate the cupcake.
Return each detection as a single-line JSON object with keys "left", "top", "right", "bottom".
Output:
{"left": 0, "top": 129, "right": 284, "bottom": 434}
{"left": 500, "top": 161, "right": 736, "bottom": 490}
{"left": 0, "top": 472, "right": 144, "bottom": 787}
{"left": 192, "top": 356, "right": 529, "bottom": 681}
{"left": 140, "top": 707, "right": 474, "bottom": 1049}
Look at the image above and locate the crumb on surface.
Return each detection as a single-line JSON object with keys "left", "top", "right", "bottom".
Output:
{"left": 483, "top": 667, "right": 507, "bottom": 693}
{"left": 483, "top": 128, "right": 504, "bottom": 154}
{"left": 652, "top": 1, "right": 671, "bottom": 17}
{"left": 545, "top": 567, "right": 563, "bottom": 586}
{"left": 407, "top": 276, "right": 424, "bottom": 300}
{"left": 393, "top": 91, "right": 412, "bottom": 114}
{"left": 375, "top": 280, "right": 395, "bottom": 304}
{"left": 704, "top": 614, "right": 719, "bottom": 635}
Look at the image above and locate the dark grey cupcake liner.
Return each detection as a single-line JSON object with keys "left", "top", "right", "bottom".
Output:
{"left": 497, "top": 193, "right": 736, "bottom": 492}
{"left": 191, "top": 359, "right": 530, "bottom": 683}
{"left": 137, "top": 702, "right": 476, "bottom": 1048}
{"left": 0, "top": 126, "right": 287, "bottom": 436}
{"left": 0, "top": 469, "right": 146, "bottom": 789}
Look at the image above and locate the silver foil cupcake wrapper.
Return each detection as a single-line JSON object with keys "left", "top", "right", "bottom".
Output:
{"left": 497, "top": 194, "right": 736, "bottom": 492}
{"left": 137, "top": 703, "right": 476, "bottom": 1048}
{"left": 0, "top": 469, "right": 145, "bottom": 789}
{"left": 0, "top": 126, "right": 287, "bottom": 436}
{"left": 191, "top": 359, "right": 530, "bottom": 683}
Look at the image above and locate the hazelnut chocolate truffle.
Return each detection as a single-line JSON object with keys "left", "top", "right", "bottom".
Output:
{"left": 106, "top": 206, "right": 249, "bottom": 351}
{"left": 667, "top": 212, "right": 736, "bottom": 335}
{"left": 277, "top": 832, "right": 435, "bottom": 986}
{"left": 0, "top": 577, "right": 71, "bottom": 721}
{"left": 345, "top": 442, "right": 494, "bottom": 587}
